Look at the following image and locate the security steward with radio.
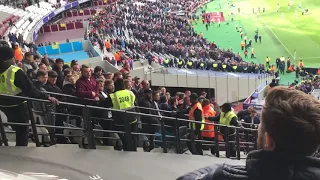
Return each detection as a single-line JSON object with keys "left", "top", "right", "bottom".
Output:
{"left": 208, "top": 103, "right": 239, "bottom": 157}
{"left": 188, "top": 93, "right": 205, "bottom": 155}
{"left": 109, "top": 79, "right": 137, "bottom": 151}
{"left": 0, "top": 41, "right": 58, "bottom": 146}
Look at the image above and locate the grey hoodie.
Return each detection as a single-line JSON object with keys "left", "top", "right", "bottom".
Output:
{"left": 22, "top": 59, "right": 37, "bottom": 74}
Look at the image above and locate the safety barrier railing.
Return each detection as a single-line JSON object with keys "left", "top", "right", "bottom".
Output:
{"left": 0, "top": 93, "right": 258, "bottom": 160}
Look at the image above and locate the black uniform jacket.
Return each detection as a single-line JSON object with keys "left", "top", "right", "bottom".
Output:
{"left": 0, "top": 69, "right": 48, "bottom": 106}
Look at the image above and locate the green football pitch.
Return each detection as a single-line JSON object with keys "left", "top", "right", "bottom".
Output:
{"left": 193, "top": 0, "right": 320, "bottom": 84}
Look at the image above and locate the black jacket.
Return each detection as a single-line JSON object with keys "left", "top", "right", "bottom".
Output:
{"left": 237, "top": 109, "right": 250, "bottom": 120}
{"left": 209, "top": 113, "right": 238, "bottom": 135}
{"left": 178, "top": 150, "right": 320, "bottom": 180}
{"left": 0, "top": 69, "right": 48, "bottom": 106}
{"left": 62, "top": 83, "right": 76, "bottom": 96}
{"left": 52, "top": 67, "right": 64, "bottom": 90}
{"left": 139, "top": 97, "right": 160, "bottom": 133}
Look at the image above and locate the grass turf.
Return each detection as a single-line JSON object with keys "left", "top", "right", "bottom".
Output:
{"left": 193, "top": 0, "right": 320, "bottom": 84}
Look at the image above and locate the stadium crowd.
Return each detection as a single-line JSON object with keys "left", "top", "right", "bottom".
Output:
{"left": 85, "top": 0, "right": 270, "bottom": 74}
{"left": 1, "top": 1, "right": 320, "bottom": 180}
{"left": 1, "top": 32, "right": 264, "bottom": 156}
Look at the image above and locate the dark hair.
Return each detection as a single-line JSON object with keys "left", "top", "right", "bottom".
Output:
{"left": 159, "top": 95, "right": 167, "bottom": 104}
{"left": 152, "top": 90, "right": 160, "bottom": 97}
{"left": 189, "top": 93, "right": 198, "bottom": 101}
{"left": 262, "top": 86, "right": 320, "bottom": 155}
{"left": 63, "top": 68, "right": 72, "bottom": 76}
{"left": 36, "top": 70, "right": 48, "bottom": 77}
{"left": 55, "top": 58, "right": 64, "bottom": 63}
{"left": 94, "top": 66, "right": 103, "bottom": 73}
{"left": 105, "top": 79, "right": 114, "bottom": 87}
{"left": 202, "top": 99, "right": 210, "bottom": 106}
{"left": 34, "top": 55, "right": 40, "bottom": 59}
{"left": 221, "top": 103, "right": 232, "bottom": 113}
{"left": 81, "top": 64, "right": 90, "bottom": 71}
{"left": 169, "top": 97, "right": 176, "bottom": 106}
{"left": 38, "top": 63, "right": 45, "bottom": 68}
{"left": 114, "top": 78, "right": 125, "bottom": 91}
{"left": 113, "top": 71, "right": 122, "bottom": 79}
{"left": 24, "top": 52, "right": 33, "bottom": 58}
{"left": 41, "top": 59, "right": 49, "bottom": 66}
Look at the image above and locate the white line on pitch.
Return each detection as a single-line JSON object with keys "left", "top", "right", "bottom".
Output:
{"left": 257, "top": 16, "right": 294, "bottom": 59}
{"left": 298, "top": 57, "right": 320, "bottom": 59}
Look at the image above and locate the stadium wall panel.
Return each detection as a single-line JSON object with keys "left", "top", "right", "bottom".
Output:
{"left": 130, "top": 68, "right": 272, "bottom": 104}
{"left": 59, "top": 43, "right": 73, "bottom": 53}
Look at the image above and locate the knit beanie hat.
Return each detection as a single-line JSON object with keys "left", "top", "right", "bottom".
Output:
{"left": 0, "top": 46, "right": 14, "bottom": 61}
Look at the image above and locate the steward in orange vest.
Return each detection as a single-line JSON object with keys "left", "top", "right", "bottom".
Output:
{"left": 105, "top": 40, "right": 111, "bottom": 51}
{"left": 270, "top": 65, "right": 275, "bottom": 73}
{"left": 202, "top": 100, "right": 224, "bottom": 142}
{"left": 202, "top": 100, "right": 216, "bottom": 138}
{"left": 188, "top": 93, "right": 205, "bottom": 155}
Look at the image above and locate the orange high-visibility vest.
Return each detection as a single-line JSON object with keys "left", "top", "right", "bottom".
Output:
{"left": 14, "top": 47, "right": 23, "bottom": 62}
{"left": 114, "top": 52, "right": 120, "bottom": 61}
{"left": 270, "top": 66, "right": 275, "bottom": 72}
{"left": 105, "top": 41, "right": 111, "bottom": 49}
{"left": 188, "top": 102, "right": 205, "bottom": 130}
{"left": 201, "top": 105, "right": 215, "bottom": 138}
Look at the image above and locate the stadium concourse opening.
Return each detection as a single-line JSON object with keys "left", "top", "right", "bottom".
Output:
{"left": 194, "top": 0, "right": 320, "bottom": 85}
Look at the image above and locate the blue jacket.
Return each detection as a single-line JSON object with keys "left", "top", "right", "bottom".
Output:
{"left": 177, "top": 150, "right": 320, "bottom": 180}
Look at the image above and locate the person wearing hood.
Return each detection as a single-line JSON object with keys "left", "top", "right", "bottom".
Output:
{"left": 13, "top": 42, "right": 23, "bottom": 63}
{"left": 178, "top": 86, "right": 320, "bottom": 180}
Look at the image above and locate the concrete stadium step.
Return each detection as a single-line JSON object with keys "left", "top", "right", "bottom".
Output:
{"left": 6, "top": 141, "right": 247, "bottom": 159}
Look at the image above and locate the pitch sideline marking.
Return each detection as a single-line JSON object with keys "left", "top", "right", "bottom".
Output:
{"left": 298, "top": 56, "right": 320, "bottom": 60}
{"left": 256, "top": 16, "right": 294, "bottom": 59}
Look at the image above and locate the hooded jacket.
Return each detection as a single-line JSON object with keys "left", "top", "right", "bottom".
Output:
{"left": 177, "top": 150, "right": 320, "bottom": 180}
{"left": 21, "top": 59, "right": 34, "bottom": 74}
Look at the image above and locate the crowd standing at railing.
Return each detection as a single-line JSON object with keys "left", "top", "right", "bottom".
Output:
{"left": 0, "top": 38, "right": 262, "bottom": 157}
{"left": 1, "top": 1, "right": 320, "bottom": 179}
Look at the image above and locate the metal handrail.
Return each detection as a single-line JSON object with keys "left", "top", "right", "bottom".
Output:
{"left": 0, "top": 94, "right": 258, "bottom": 159}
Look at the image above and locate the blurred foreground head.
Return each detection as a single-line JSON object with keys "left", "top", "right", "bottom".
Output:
{"left": 258, "top": 86, "right": 320, "bottom": 155}
{"left": 0, "top": 40, "right": 15, "bottom": 68}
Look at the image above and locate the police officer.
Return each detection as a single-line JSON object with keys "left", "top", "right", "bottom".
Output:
{"left": 0, "top": 41, "right": 58, "bottom": 146}
{"left": 109, "top": 79, "right": 137, "bottom": 151}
